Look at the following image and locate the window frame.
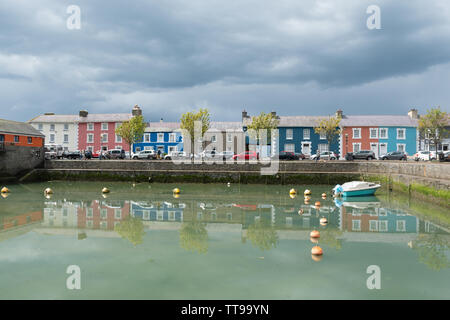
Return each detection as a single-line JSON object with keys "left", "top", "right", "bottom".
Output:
{"left": 352, "top": 128, "right": 361, "bottom": 139}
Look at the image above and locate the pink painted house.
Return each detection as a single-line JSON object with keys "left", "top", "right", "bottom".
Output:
{"left": 78, "top": 106, "right": 142, "bottom": 153}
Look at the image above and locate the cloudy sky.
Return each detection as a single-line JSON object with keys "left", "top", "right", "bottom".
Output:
{"left": 1, "top": 0, "right": 449, "bottom": 122}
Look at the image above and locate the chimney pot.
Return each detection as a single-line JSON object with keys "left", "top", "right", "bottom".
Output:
{"left": 132, "top": 105, "right": 142, "bottom": 117}
{"left": 408, "top": 108, "right": 419, "bottom": 119}
{"left": 336, "top": 109, "right": 343, "bottom": 118}
{"left": 79, "top": 110, "right": 88, "bottom": 117}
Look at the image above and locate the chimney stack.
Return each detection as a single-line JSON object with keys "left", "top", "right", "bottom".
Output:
{"left": 132, "top": 105, "right": 142, "bottom": 117}
{"left": 160, "top": 118, "right": 163, "bottom": 123}
{"left": 271, "top": 111, "right": 277, "bottom": 118}
{"left": 408, "top": 108, "right": 419, "bottom": 119}
{"left": 242, "top": 110, "right": 249, "bottom": 120}
{"left": 79, "top": 110, "right": 88, "bottom": 117}
{"left": 336, "top": 109, "right": 343, "bottom": 118}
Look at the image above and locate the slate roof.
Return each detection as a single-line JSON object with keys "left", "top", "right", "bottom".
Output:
{"left": 341, "top": 115, "right": 418, "bottom": 127}
{"left": 145, "top": 122, "right": 181, "bottom": 132}
{"left": 277, "top": 116, "right": 329, "bottom": 127}
{"left": 29, "top": 113, "right": 132, "bottom": 123}
{"left": 0, "top": 118, "right": 45, "bottom": 137}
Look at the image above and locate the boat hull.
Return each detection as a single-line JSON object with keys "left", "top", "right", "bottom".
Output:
{"left": 342, "top": 187, "right": 379, "bottom": 197}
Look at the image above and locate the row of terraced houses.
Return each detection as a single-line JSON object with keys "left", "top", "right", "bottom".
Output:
{"left": 25, "top": 106, "right": 449, "bottom": 159}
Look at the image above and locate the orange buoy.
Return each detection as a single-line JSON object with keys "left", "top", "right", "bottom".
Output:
{"left": 311, "top": 246, "right": 323, "bottom": 256}
{"left": 311, "top": 254, "right": 323, "bottom": 262}
{"left": 321, "top": 193, "right": 327, "bottom": 198}
{"left": 320, "top": 217, "right": 328, "bottom": 224}
{"left": 310, "top": 237, "right": 319, "bottom": 244}
{"left": 310, "top": 230, "right": 320, "bottom": 238}
{"left": 304, "top": 189, "right": 311, "bottom": 196}
{"left": 298, "top": 208, "right": 304, "bottom": 215}
{"left": 304, "top": 195, "right": 311, "bottom": 201}
{"left": 315, "top": 201, "right": 321, "bottom": 207}
{"left": 304, "top": 200, "right": 310, "bottom": 205}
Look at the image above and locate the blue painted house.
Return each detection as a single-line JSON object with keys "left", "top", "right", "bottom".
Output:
{"left": 241, "top": 111, "right": 340, "bottom": 157}
{"left": 132, "top": 121, "right": 183, "bottom": 155}
{"left": 131, "top": 201, "right": 184, "bottom": 222}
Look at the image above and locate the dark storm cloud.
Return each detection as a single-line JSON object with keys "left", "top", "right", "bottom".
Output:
{"left": 0, "top": 0, "right": 449, "bottom": 122}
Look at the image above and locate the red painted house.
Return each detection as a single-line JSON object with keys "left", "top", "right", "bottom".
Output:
{"left": 77, "top": 107, "right": 142, "bottom": 153}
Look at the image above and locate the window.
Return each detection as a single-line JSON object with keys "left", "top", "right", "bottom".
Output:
{"left": 396, "top": 220, "right": 406, "bottom": 232}
{"left": 87, "top": 208, "right": 93, "bottom": 217}
{"left": 101, "top": 133, "right": 108, "bottom": 143}
{"left": 102, "top": 123, "right": 108, "bottom": 131}
{"left": 397, "top": 144, "right": 406, "bottom": 152}
{"left": 116, "top": 134, "right": 122, "bottom": 143}
{"left": 114, "top": 209, "right": 122, "bottom": 219}
{"left": 168, "top": 146, "right": 178, "bottom": 153}
{"left": 303, "top": 129, "right": 310, "bottom": 139}
{"left": 63, "top": 134, "right": 69, "bottom": 143}
{"left": 369, "top": 220, "right": 378, "bottom": 232}
{"left": 352, "top": 128, "right": 361, "bottom": 139}
{"left": 370, "top": 128, "right": 378, "bottom": 139}
{"left": 50, "top": 124, "right": 55, "bottom": 131}
{"left": 286, "top": 129, "right": 293, "bottom": 140}
{"left": 143, "top": 133, "right": 150, "bottom": 142}
{"left": 135, "top": 147, "right": 141, "bottom": 152}
{"left": 227, "top": 134, "right": 232, "bottom": 143}
{"left": 284, "top": 144, "right": 295, "bottom": 152}
{"left": 397, "top": 128, "right": 406, "bottom": 140}
{"left": 352, "top": 220, "right": 361, "bottom": 231}
{"left": 379, "top": 128, "right": 388, "bottom": 139}
{"left": 64, "top": 124, "right": 69, "bottom": 131}
{"left": 27, "top": 137, "right": 32, "bottom": 144}
{"left": 38, "top": 124, "right": 43, "bottom": 131}
{"left": 286, "top": 217, "right": 293, "bottom": 227}
{"left": 87, "top": 123, "right": 94, "bottom": 131}
{"left": 318, "top": 144, "right": 329, "bottom": 153}
{"left": 87, "top": 134, "right": 94, "bottom": 143}
{"left": 319, "top": 132, "right": 326, "bottom": 140}
{"left": 157, "top": 133, "right": 164, "bottom": 142}
{"left": 353, "top": 143, "right": 361, "bottom": 152}
{"left": 211, "top": 135, "right": 217, "bottom": 142}
{"left": 143, "top": 146, "right": 154, "bottom": 151}
{"left": 50, "top": 134, "right": 55, "bottom": 143}
{"left": 101, "top": 209, "right": 107, "bottom": 219}
{"left": 379, "top": 221, "right": 388, "bottom": 232}
{"left": 169, "top": 133, "right": 176, "bottom": 142}
{"left": 115, "top": 123, "right": 122, "bottom": 129}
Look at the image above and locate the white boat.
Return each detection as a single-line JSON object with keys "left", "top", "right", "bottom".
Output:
{"left": 333, "top": 181, "right": 381, "bottom": 197}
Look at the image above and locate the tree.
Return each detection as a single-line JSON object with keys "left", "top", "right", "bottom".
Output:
{"left": 314, "top": 115, "right": 341, "bottom": 153}
{"left": 412, "top": 233, "right": 449, "bottom": 271}
{"left": 418, "top": 107, "right": 449, "bottom": 154}
{"left": 115, "top": 216, "right": 145, "bottom": 246}
{"left": 247, "top": 112, "right": 279, "bottom": 154}
{"left": 247, "top": 218, "right": 279, "bottom": 251}
{"left": 179, "top": 221, "right": 208, "bottom": 254}
{"left": 115, "top": 115, "right": 146, "bottom": 158}
{"left": 180, "top": 108, "right": 210, "bottom": 157}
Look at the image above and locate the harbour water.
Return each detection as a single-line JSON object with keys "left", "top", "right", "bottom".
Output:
{"left": 0, "top": 182, "right": 449, "bottom": 299}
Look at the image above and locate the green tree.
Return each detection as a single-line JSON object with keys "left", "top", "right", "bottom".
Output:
{"left": 247, "top": 218, "right": 279, "bottom": 251}
{"left": 115, "top": 216, "right": 145, "bottom": 246}
{"left": 320, "top": 227, "right": 343, "bottom": 250}
{"left": 314, "top": 115, "right": 342, "bottom": 153}
{"left": 179, "top": 221, "right": 208, "bottom": 254}
{"left": 247, "top": 112, "right": 279, "bottom": 153}
{"left": 418, "top": 107, "right": 449, "bottom": 154}
{"left": 115, "top": 115, "right": 146, "bottom": 158}
{"left": 180, "top": 108, "right": 211, "bottom": 157}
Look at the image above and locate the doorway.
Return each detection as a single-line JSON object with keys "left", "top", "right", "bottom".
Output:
{"left": 370, "top": 143, "right": 379, "bottom": 158}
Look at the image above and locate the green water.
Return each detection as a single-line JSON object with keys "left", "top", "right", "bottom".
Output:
{"left": 0, "top": 181, "right": 449, "bottom": 299}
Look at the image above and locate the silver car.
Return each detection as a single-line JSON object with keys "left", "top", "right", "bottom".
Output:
{"left": 132, "top": 150, "right": 156, "bottom": 160}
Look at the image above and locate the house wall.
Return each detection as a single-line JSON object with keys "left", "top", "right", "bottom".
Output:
{"left": 78, "top": 122, "right": 129, "bottom": 152}
{"left": 278, "top": 127, "right": 339, "bottom": 156}
{"left": 133, "top": 132, "right": 184, "bottom": 154}
{"left": 30, "top": 122, "right": 78, "bottom": 151}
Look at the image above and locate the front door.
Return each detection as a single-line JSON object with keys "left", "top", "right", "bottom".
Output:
{"left": 379, "top": 143, "right": 387, "bottom": 156}
{"left": 370, "top": 143, "right": 379, "bottom": 158}
{"left": 302, "top": 142, "right": 311, "bottom": 156}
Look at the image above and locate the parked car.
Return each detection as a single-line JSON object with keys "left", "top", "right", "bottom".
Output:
{"left": 273, "top": 151, "right": 301, "bottom": 160}
{"left": 311, "top": 151, "right": 338, "bottom": 160}
{"left": 220, "top": 151, "right": 235, "bottom": 160}
{"left": 232, "top": 151, "right": 258, "bottom": 160}
{"left": 201, "top": 150, "right": 221, "bottom": 159}
{"left": 345, "top": 150, "right": 375, "bottom": 160}
{"left": 102, "top": 149, "right": 126, "bottom": 159}
{"left": 379, "top": 151, "right": 407, "bottom": 161}
{"left": 438, "top": 151, "right": 450, "bottom": 162}
{"left": 133, "top": 150, "right": 156, "bottom": 160}
{"left": 414, "top": 151, "right": 437, "bottom": 161}
{"left": 63, "top": 150, "right": 83, "bottom": 159}
{"left": 44, "top": 144, "right": 64, "bottom": 159}
{"left": 164, "top": 151, "right": 187, "bottom": 160}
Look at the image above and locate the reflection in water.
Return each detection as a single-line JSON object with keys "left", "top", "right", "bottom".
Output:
{"left": 115, "top": 217, "right": 145, "bottom": 246}
{"left": 319, "top": 227, "right": 343, "bottom": 250}
{"left": 179, "top": 221, "right": 208, "bottom": 254}
{"left": 411, "top": 234, "right": 450, "bottom": 271}
{"left": 246, "top": 218, "right": 279, "bottom": 251}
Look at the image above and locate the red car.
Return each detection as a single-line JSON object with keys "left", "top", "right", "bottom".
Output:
{"left": 232, "top": 151, "right": 258, "bottom": 160}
